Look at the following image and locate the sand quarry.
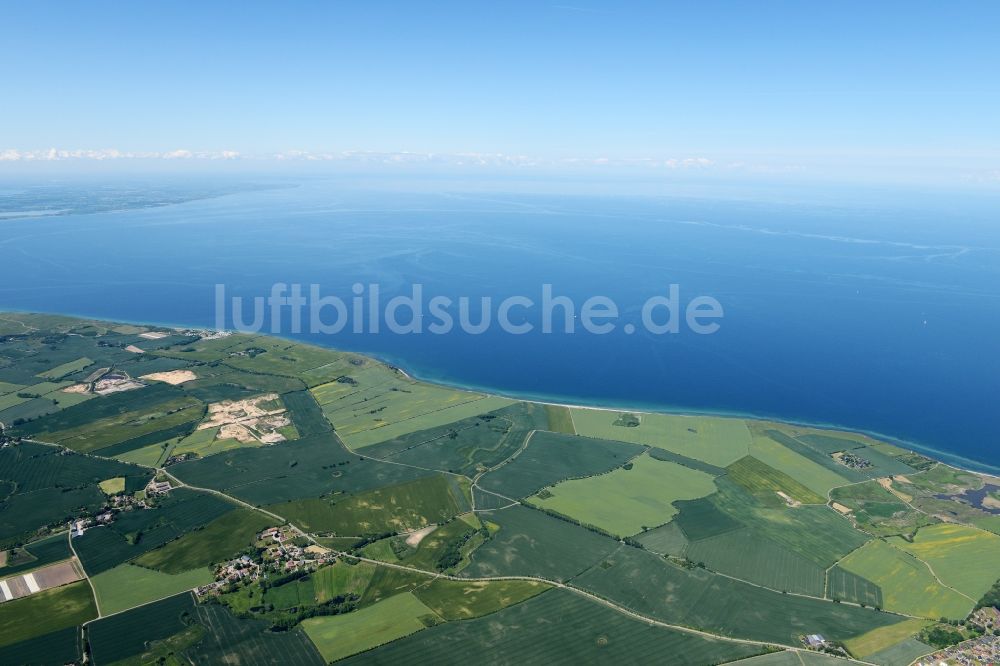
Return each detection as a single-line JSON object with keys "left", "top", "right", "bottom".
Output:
{"left": 198, "top": 393, "right": 291, "bottom": 444}
{"left": 140, "top": 370, "right": 197, "bottom": 385}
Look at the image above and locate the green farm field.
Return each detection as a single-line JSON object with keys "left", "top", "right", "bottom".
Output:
{"left": 113, "top": 441, "right": 169, "bottom": 467}
{"left": 382, "top": 514, "right": 484, "bottom": 572}
{"left": 0, "top": 380, "right": 89, "bottom": 413}
{"left": 574, "top": 546, "right": 906, "bottom": 645}
{"left": 411, "top": 578, "right": 550, "bottom": 620}
{"left": 0, "top": 532, "right": 72, "bottom": 576}
{"left": 748, "top": 430, "right": 850, "bottom": 496}
{"left": 189, "top": 602, "right": 325, "bottom": 665}
{"left": 0, "top": 380, "right": 24, "bottom": 394}
{"left": 542, "top": 404, "right": 575, "bottom": 433}
{"left": 182, "top": 335, "right": 348, "bottom": 386}
{"left": 684, "top": 528, "right": 827, "bottom": 596}
{"left": 831, "top": 480, "right": 937, "bottom": 538}
{"left": 529, "top": 448, "right": 715, "bottom": 536}
{"left": 301, "top": 591, "right": 436, "bottom": 663}
{"left": 168, "top": 430, "right": 429, "bottom": 505}
{"left": 222, "top": 560, "right": 379, "bottom": 615}
{"left": 0, "top": 626, "right": 81, "bottom": 666}
{"left": 477, "top": 430, "right": 644, "bottom": 500}
{"left": 836, "top": 539, "right": 973, "bottom": 619}
{"left": 529, "top": 452, "right": 717, "bottom": 536}
{"left": 726, "top": 455, "right": 826, "bottom": 505}
{"left": 91, "top": 563, "right": 213, "bottom": 615}
{"left": 0, "top": 441, "right": 152, "bottom": 546}
{"left": 634, "top": 520, "right": 689, "bottom": 555}
{"left": 569, "top": 409, "right": 752, "bottom": 467}
{"left": 337, "top": 588, "right": 768, "bottom": 666}
{"left": 170, "top": 426, "right": 251, "bottom": 458}
{"left": 363, "top": 401, "right": 549, "bottom": 477}
{"left": 24, "top": 394, "right": 205, "bottom": 453}
{"left": 340, "top": 394, "right": 516, "bottom": 449}
{"left": 134, "top": 509, "right": 274, "bottom": 573}
{"left": 269, "top": 473, "right": 469, "bottom": 534}
{"left": 37, "top": 356, "right": 94, "bottom": 379}
{"left": 826, "top": 566, "right": 884, "bottom": 607}
{"left": 311, "top": 365, "right": 513, "bottom": 449}
{"left": 843, "top": 618, "right": 931, "bottom": 660}
{"left": 689, "top": 478, "right": 868, "bottom": 568}
{"left": 865, "top": 638, "right": 936, "bottom": 666}
{"left": 7, "top": 315, "right": 1000, "bottom": 666}
{"left": 0, "top": 581, "right": 96, "bottom": 648}
{"left": 461, "top": 505, "right": 618, "bottom": 582}
{"left": 94, "top": 419, "right": 200, "bottom": 459}
{"left": 73, "top": 488, "right": 236, "bottom": 574}
{"left": 87, "top": 591, "right": 196, "bottom": 664}
{"left": 887, "top": 523, "right": 1000, "bottom": 601}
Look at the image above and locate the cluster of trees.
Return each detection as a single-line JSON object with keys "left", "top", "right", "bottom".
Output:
{"left": 526, "top": 502, "right": 618, "bottom": 541}
{"left": 976, "top": 578, "right": 1000, "bottom": 610}
{"left": 613, "top": 413, "right": 641, "bottom": 428}
{"left": 223, "top": 570, "right": 361, "bottom": 631}
{"left": 267, "top": 593, "right": 359, "bottom": 631}
{"left": 436, "top": 526, "right": 485, "bottom": 571}
{"left": 350, "top": 530, "right": 396, "bottom": 553}
{"left": 259, "top": 568, "right": 310, "bottom": 590}
{"left": 921, "top": 612, "right": 1000, "bottom": 649}
{"left": 921, "top": 624, "right": 967, "bottom": 649}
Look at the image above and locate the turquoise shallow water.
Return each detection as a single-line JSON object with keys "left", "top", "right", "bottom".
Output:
{"left": 1, "top": 179, "right": 998, "bottom": 471}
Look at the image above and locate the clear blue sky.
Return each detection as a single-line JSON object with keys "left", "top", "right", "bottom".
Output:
{"left": 2, "top": 1, "right": 998, "bottom": 186}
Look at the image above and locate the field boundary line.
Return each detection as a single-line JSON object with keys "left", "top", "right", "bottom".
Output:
{"left": 66, "top": 529, "right": 102, "bottom": 619}
{"left": 469, "top": 428, "right": 539, "bottom": 508}
{"left": 80, "top": 589, "right": 197, "bottom": 626}
{"left": 823, "top": 540, "right": 876, "bottom": 602}
{"left": 0, "top": 315, "right": 37, "bottom": 332}
{"left": 338, "top": 548, "right": 816, "bottom": 654}
{"left": 150, "top": 473, "right": 812, "bottom": 655}
{"left": 883, "top": 540, "right": 976, "bottom": 604}
{"left": 727, "top": 649, "right": 869, "bottom": 666}
{"left": 160, "top": 473, "right": 804, "bottom": 656}
{"left": 331, "top": 394, "right": 495, "bottom": 438}
{"left": 330, "top": 428, "right": 476, "bottom": 484}
{"left": 20, "top": 433, "right": 912, "bottom": 658}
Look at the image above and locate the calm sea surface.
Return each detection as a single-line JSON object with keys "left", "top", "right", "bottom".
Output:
{"left": 2, "top": 179, "right": 998, "bottom": 471}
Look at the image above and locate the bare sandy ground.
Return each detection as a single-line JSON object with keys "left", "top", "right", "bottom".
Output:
{"left": 831, "top": 502, "right": 852, "bottom": 515}
{"left": 198, "top": 394, "right": 291, "bottom": 444}
{"left": 878, "top": 477, "right": 913, "bottom": 502}
{"left": 405, "top": 525, "right": 438, "bottom": 547}
{"left": 94, "top": 377, "right": 144, "bottom": 395}
{"left": 776, "top": 491, "right": 802, "bottom": 508}
{"left": 138, "top": 331, "right": 169, "bottom": 339}
{"left": 0, "top": 559, "right": 82, "bottom": 603}
{"left": 140, "top": 369, "right": 197, "bottom": 385}
{"left": 61, "top": 383, "right": 90, "bottom": 394}
{"left": 124, "top": 345, "right": 145, "bottom": 354}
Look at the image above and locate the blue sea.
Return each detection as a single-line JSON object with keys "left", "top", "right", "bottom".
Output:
{"left": 2, "top": 177, "right": 998, "bottom": 472}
